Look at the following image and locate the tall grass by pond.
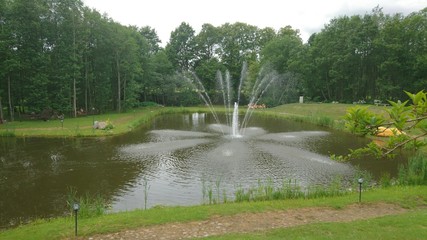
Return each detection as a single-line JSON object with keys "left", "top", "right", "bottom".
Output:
{"left": 200, "top": 168, "right": 374, "bottom": 205}
{"left": 398, "top": 153, "right": 427, "bottom": 185}
{"left": 0, "top": 124, "right": 16, "bottom": 137}
{"left": 233, "top": 178, "right": 346, "bottom": 203}
{"left": 199, "top": 153, "right": 427, "bottom": 206}
{"left": 66, "top": 188, "right": 109, "bottom": 219}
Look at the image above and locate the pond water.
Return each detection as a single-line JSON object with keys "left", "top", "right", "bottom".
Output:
{"left": 0, "top": 113, "right": 406, "bottom": 228}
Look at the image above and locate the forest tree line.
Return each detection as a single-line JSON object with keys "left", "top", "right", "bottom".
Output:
{"left": 0, "top": 0, "right": 426, "bottom": 120}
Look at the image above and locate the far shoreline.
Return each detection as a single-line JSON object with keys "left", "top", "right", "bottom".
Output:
{"left": 0, "top": 103, "right": 387, "bottom": 138}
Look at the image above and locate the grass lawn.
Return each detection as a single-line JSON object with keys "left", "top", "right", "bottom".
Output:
{"left": 0, "top": 185, "right": 426, "bottom": 239}
{"left": 269, "top": 103, "right": 390, "bottom": 119}
{"left": 205, "top": 209, "right": 427, "bottom": 240}
{"left": 0, "top": 107, "right": 174, "bottom": 137}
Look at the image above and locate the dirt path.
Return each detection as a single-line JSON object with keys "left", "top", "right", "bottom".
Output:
{"left": 84, "top": 203, "right": 407, "bottom": 240}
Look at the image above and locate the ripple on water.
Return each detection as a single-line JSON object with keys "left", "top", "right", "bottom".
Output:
{"left": 118, "top": 138, "right": 213, "bottom": 158}
{"left": 113, "top": 128, "right": 354, "bottom": 212}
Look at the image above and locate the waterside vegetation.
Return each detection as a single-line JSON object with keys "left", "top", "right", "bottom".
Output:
{"left": 0, "top": 185, "right": 426, "bottom": 240}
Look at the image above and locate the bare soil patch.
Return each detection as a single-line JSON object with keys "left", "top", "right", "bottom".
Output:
{"left": 84, "top": 202, "right": 407, "bottom": 240}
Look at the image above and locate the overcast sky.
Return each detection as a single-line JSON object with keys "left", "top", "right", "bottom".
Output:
{"left": 81, "top": 0, "right": 425, "bottom": 46}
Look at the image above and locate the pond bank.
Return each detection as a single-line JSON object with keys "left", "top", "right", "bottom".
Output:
{"left": 0, "top": 104, "right": 358, "bottom": 138}
{"left": 1, "top": 185, "right": 426, "bottom": 240}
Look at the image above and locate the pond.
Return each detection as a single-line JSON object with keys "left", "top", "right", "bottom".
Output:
{"left": 0, "top": 113, "right": 406, "bottom": 228}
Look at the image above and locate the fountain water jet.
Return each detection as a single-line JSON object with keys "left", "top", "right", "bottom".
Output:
{"left": 231, "top": 102, "right": 241, "bottom": 138}
{"left": 186, "top": 63, "right": 278, "bottom": 137}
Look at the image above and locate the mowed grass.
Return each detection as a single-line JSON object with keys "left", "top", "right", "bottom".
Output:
{"left": 264, "top": 103, "right": 391, "bottom": 129}
{"left": 268, "top": 103, "right": 355, "bottom": 119}
{"left": 0, "top": 107, "right": 186, "bottom": 137}
{"left": 205, "top": 210, "right": 427, "bottom": 240}
{"left": 1, "top": 186, "right": 426, "bottom": 240}
{"left": 269, "top": 103, "right": 390, "bottom": 119}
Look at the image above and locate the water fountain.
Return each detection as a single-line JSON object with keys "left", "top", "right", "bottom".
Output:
{"left": 115, "top": 64, "right": 357, "bottom": 209}
{"left": 187, "top": 62, "right": 278, "bottom": 137}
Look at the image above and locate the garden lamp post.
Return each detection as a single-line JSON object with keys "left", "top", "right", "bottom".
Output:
{"left": 358, "top": 178, "right": 363, "bottom": 203}
{"left": 73, "top": 203, "right": 80, "bottom": 236}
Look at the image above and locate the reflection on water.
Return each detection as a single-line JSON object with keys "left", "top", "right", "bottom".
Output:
{"left": 0, "top": 113, "right": 407, "bottom": 228}
{"left": 0, "top": 137, "right": 142, "bottom": 228}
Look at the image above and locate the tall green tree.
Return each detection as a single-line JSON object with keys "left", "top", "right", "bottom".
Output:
{"left": 194, "top": 23, "right": 220, "bottom": 61}
{"left": 214, "top": 22, "right": 262, "bottom": 101}
{"left": 0, "top": 0, "right": 18, "bottom": 120}
{"left": 409, "top": 8, "right": 427, "bottom": 91}
{"left": 193, "top": 24, "right": 222, "bottom": 94}
{"left": 375, "top": 13, "right": 406, "bottom": 100}
{"left": 47, "top": 0, "right": 85, "bottom": 116}
{"left": 135, "top": 25, "right": 161, "bottom": 104}
{"left": 107, "top": 22, "right": 142, "bottom": 112}
{"left": 304, "top": 12, "right": 383, "bottom": 103}
{"left": 261, "top": 26, "right": 303, "bottom": 74}
{"left": 217, "top": 23, "right": 259, "bottom": 80}
{"left": 138, "top": 26, "right": 161, "bottom": 54}
{"left": 10, "top": 0, "right": 51, "bottom": 113}
{"left": 144, "top": 50, "right": 174, "bottom": 104}
{"left": 166, "top": 22, "right": 196, "bottom": 71}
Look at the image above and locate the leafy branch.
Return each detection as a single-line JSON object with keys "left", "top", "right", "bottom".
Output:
{"left": 382, "top": 131, "right": 427, "bottom": 156}
{"left": 342, "top": 90, "right": 427, "bottom": 160}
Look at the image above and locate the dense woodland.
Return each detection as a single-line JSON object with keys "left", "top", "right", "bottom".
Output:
{"left": 0, "top": 0, "right": 426, "bottom": 120}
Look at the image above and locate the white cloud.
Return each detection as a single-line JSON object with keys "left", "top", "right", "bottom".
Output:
{"left": 82, "top": 0, "right": 425, "bottom": 45}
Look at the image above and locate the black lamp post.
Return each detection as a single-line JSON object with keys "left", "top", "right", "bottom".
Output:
{"left": 73, "top": 203, "right": 80, "bottom": 236}
{"left": 358, "top": 178, "right": 363, "bottom": 203}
